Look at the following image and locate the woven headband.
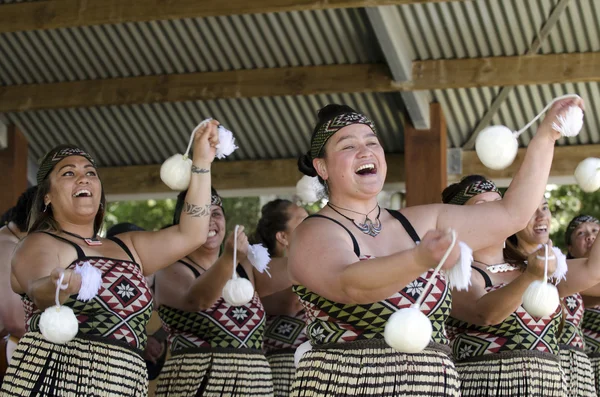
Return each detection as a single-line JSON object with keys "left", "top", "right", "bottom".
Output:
{"left": 448, "top": 180, "right": 500, "bottom": 206}
{"left": 37, "top": 145, "right": 96, "bottom": 185}
{"left": 310, "top": 112, "right": 376, "bottom": 159}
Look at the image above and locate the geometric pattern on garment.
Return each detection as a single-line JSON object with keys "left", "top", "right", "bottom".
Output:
{"left": 558, "top": 293, "right": 586, "bottom": 349}
{"left": 294, "top": 264, "right": 452, "bottom": 346}
{"left": 159, "top": 292, "right": 266, "bottom": 350}
{"left": 448, "top": 282, "right": 561, "bottom": 361}
{"left": 582, "top": 305, "right": 600, "bottom": 354}
{"left": 263, "top": 312, "right": 308, "bottom": 351}
{"left": 24, "top": 257, "right": 154, "bottom": 349}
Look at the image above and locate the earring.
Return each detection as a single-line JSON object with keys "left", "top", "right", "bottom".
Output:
{"left": 503, "top": 240, "right": 506, "bottom": 249}
{"left": 43, "top": 203, "right": 49, "bottom": 212}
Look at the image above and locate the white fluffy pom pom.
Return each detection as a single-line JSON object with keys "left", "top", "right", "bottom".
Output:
{"left": 160, "top": 154, "right": 193, "bottom": 191}
{"left": 475, "top": 126, "right": 519, "bottom": 170}
{"left": 215, "top": 126, "right": 238, "bottom": 159}
{"left": 295, "top": 175, "right": 321, "bottom": 204}
{"left": 522, "top": 280, "right": 560, "bottom": 318}
{"left": 445, "top": 242, "right": 473, "bottom": 291}
{"left": 384, "top": 306, "right": 432, "bottom": 353}
{"left": 74, "top": 261, "right": 102, "bottom": 302}
{"left": 222, "top": 277, "right": 255, "bottom": 306}
{"left": 39, "top": 305, "right": 79, "bottom": 344}
{"left": 550, "top": 247, "right": 568, "bottom": 284}
{"left": 294, "top": 340, "right": 313, "bottom": 368}
{"left": 552, "top": 106, "right": 584, "bottom": 137}
{"left": 248, "top": 244, "right": 271, "bottom": 277}
{"left": 575, "top": 158, "right": 600, "bottom": 193}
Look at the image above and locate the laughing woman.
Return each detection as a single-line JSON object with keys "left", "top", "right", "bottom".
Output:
{"left": 1, "top": 120, "right": 219, "bottom": 396}
{"left": 288, "top": 98, "right": 581, "bottom": 396}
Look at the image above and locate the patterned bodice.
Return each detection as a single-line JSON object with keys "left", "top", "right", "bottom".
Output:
{"left": 293, "top": 257, "right": 452, "bottom": 346}
{"left": 24, "top": 257, "right": 154, "bottom": 349}
{"left": 447, "top": 283, "right": 561, "bottom": 361}
{"left": 582, "top": 305, "right": 600, "bottom": 353}
{"left": 558, "top": 293, "right": 585, "bottom": 350}
{"left": 263, "top": 310, "right": 308, "bottom": 352}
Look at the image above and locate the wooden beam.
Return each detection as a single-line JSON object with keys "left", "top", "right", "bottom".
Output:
{"left": 0, "top": 0, "right": 468, "bottom": 33}
{"left": 404, "top": 103, "right": 446, "bottom": 206}
{"left": 412, "top": 52, "right": 600, "bottom": 90}
{"left": 0, "top": 125, "right": 28, "bottom": 216}
{"left": 3, "top": 51, "right": 599, "bottom": 113}
{"left": 99, "top": 154, "right": 406, "bottom": 196}
{"left": 0, "top": 64, "right": 397, "bottom": 113}
{"left": 455, "top": 144, "right": 599, "bottom": 181}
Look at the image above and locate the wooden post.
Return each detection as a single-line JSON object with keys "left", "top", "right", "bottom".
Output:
{"left": 404, "top": 102, "right": 446, "bottom": 206}
{"left": 0, "top": 125, "right": 28, "bottom": 216}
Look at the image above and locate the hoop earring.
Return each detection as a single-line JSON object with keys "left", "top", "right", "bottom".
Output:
{"left": 43, "top": 203, "right": 49, "bottom": 213}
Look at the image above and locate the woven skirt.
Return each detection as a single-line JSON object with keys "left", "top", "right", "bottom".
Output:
{"left": 559, "top": 345, "right": 596, "bottom": 396}
{"left": 266, "top": 348, "right": 295, "bottom": 397}
{"left": 588, "top": 352, "right": 600, "bottom": 396}
{"left": 290, "top": 339, "right": 460, "bottom": 397}
{"left": 155, "top": 347, "right": 273, "bottom": 396}
{"left": 455, "top": 350, "right": 566, "bottom": 396}
{"left": 0, "top": 331, "right": 148, "bottom": 396}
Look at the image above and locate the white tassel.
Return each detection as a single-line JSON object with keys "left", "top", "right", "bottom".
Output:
{"left": 552, "top": 106, "right": 584, "bottom": 137}
{"left": 39, "top": 273, "right": 79, "bottom": 344}
{"left": 160, "top": 119, "right": 211, "bottom": 191}
{"left": 222, "top": 225, "right": 255, "bottom": 307}
{"left": 445, "top": 242, "right": 473, "bottom": 291}
{"left": 550, "top": 246, "right": 568, "bottom": 284}
{"left": 215, "top": 125, "right": 238, "bottom": 159}
{"left": 294, "top": 340, "right": 313, "bottom": 368}
{"left": 295, "top": 175, "right": 321, "bottom": 204}
{"left": 248, "top": 244, "right": 271, "bottom": 277}
{"left": 74, "top": 261, "right": 102, "bottom": 302}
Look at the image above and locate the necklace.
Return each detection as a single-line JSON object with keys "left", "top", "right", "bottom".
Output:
{"left": 62, "top": 230, "right": 102, "bottom": 246}
{"left": 474, "top": 260, "right": 517, "bottom": 273}
{"left": 327, "top": 202, "right": 382, "bottom": 237}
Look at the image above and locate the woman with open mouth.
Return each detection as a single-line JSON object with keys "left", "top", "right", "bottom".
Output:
{"left": 1, "top": 120, "right": 219, "bottom": 396}
{"left": 445, "top": 180, "right": 600, "bottom": 396}
{"left": 153, "top": 187, "right": 273, "bottom": 397}
{"left": 288, "top": 98, "right": 582, "bottom": 396}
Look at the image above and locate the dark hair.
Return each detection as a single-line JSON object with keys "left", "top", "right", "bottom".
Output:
{"left": 106, "top": 222, "right": 144, "bottom": 238}
{"left": 8, "top": 186, "right": 38, "bottom": 231}
{"left": 297, "top": 104, "right": 360, "bottom": 184}
{"left": 28, "top": 175, "right": 106, "bottom": 235}
{"left": 441, "top": 175, "right": 488, "bottom": 204}
{"left": 173, "top": 187, "right": 222, "bottom": 225}
{"left": 253, "top": 199, "right": 295, "bottom": 256}
{"left": 503, "top": 234, "right": 527, "bottom": 270}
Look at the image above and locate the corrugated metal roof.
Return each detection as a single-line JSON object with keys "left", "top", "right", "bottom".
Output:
{"left": 5, "top": 92, "right": 404, "bottom": 166}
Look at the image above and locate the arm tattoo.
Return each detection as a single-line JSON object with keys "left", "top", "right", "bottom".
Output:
{"left": 191, "top": 165, "right": 210, "bottom": 174}
{"left": 183, "top": 202, "right": 211, "bottom": 218}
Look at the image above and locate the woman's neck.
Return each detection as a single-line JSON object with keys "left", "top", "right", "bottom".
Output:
{"left": 187, "top": 246, "right": 220, "bottom": 270}
{"left": 327, "top": 193, "right": 379, "bottom": 215}
{"left": 473, "top": 244, "right": 506, "bottom": 266}
{"left": 517, "top": 240, "right": 541, "bottom": 256}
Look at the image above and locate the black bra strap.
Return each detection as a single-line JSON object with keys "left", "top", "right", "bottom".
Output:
{"left": 306, "top": 214, "right": 361, "bottom": 257}
{"left": 386, "top": 209, "right": 421, "bottom": 243}
{"left": 178, "top": 260, "right": 201, "bottom": 278}
{"left": 39, "top": 231, "right": 85, "bottom": 259}
{"left": 107, "top": 236, "right": 137, "bottom": 263}
{"left": 472, "top": 266, "right": 493, "bottom": 288}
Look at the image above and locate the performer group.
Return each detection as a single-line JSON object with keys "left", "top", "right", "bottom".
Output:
{"left": 1, "top": 96, "right": 599, "bottom": 397}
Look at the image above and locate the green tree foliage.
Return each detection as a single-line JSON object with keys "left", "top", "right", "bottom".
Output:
{"left": 547, "top": 184, "right": 600, "bottom": 251}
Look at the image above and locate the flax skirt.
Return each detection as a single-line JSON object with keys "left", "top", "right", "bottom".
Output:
{"left": 290, "top": 339, "right": 460, "bottom": 397}
{"left": 0, "top": 331, "right": 148, "bottom": 396}
{"left": 155, "top": 347, "right": 273, "bottom": 397}
{"left": 266, "top": 348, "right": 296, "bottom": 397}
{"left": 559, "top": 346, "right": 596, "bottom": 396}
{"left": 588, "top": 352, "right": 600, "bottom": 397}
{"left": 455, "top": 350, "right": 566, "bottom": 397}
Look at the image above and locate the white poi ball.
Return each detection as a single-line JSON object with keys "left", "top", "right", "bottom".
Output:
{"left": 475, "top": 126, "right": 519, "bottom": 170}
{"left": 384, "top": 307, "right": 432, "bottom": 353}
{"left": 39, "top": 305, "right": 79, "bottom": 344}
{"left": 294, "top": 340, "right": 313, "bottom": 368}
{"left": 574, "top": 157, "right": 600, "bottom": 193}
{"left": 160, "top": 154, "right": 193, "bottom": 191}
{"left": 295, "top": 175, "right": 320, "bottom": 204}
{"left": 522, "top": 281, "right": 560, "bottom": 318}
{"left": 222, "top": 277, "right": 255, "bottom": 306}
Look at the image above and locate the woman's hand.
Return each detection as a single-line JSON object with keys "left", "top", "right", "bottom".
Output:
{"left": 415, "top": 229, "right": 461, "bottom": 270}
{"left": 192, "top": 119, "right": 220, "bottom": 164}
{"left": 538, "top": 96, "right": 585, "bottom": 142}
